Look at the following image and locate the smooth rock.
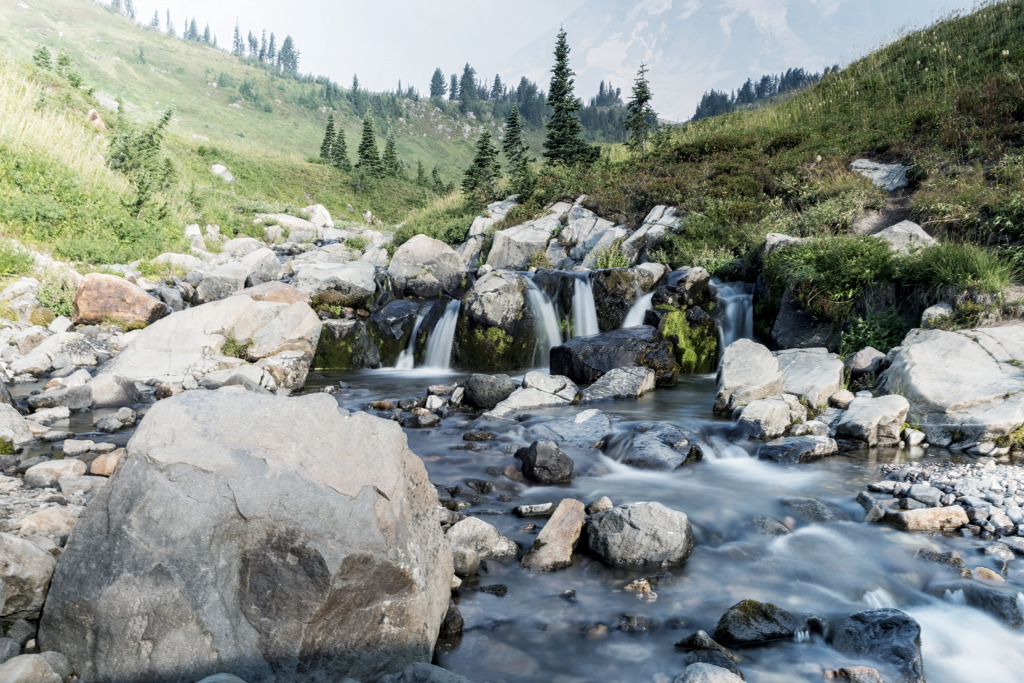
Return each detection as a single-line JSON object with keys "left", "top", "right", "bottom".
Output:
{"left": 587, "top": 502, "right": 695, "bottom": 568}
{"left": 72, "top": 273, "right": 170, "bottom": 326}
{"left": 714, "top": 340, "right": 784, "bottom": 414}
{"left": 463, "top": 374, "right": 517, "bottom": 411}
{"left": 871, "top": 221, "right": 936, "bottom": 254}
{"left": 0, "top": 533, "right": 56, "bottom": 619}
{"left": 445, "top": 517, "right": 518, "bottom": 577}
{"left": 389, "top": 235, "right": 467, "bottom": 299}
{"left": 520, "top": 498, "right": 586, "bottom": 571}
{"left": 836, "top": 395, "right": 909, "bottom": 447}
{"left": 775, "top": 347, "right": 844, "bottom": 408}
{"left": 714, "top": 599, "right": 804, "bottom": 647}
{"left": 515, "top": 441, "right": 574, "bottom": 485}
{"left": 831, "top": 609, "right": 924, "bottom": 683}
{"left": 580, "top": 367, "right": 656, "bottom": 403}
{"left": 757, "top": 436, "right": 838, "bottom": 464}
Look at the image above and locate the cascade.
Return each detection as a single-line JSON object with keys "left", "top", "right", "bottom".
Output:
{"left": 712, "top": 279, "right": 754, "bottom": 350}
{"left": 394, "top": 311, "right": 425, "bottom": 370}
{"left": 622, "top": 291, "right": 655, "bottom": 328}
{"left": 571, "top": 275, "right": 600, "bottom": 337}
{"left": 423, "top": 300, "right": 461, "bottom": 369}
{"left": 525, "top": 279, "right": 563, "bottom": 367}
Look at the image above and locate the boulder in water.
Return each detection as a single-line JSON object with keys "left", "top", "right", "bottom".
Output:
{"left": 714, "top": 339, "right": 784, "bottom": 415}
{"left": 463, "top": 373, "right": 517, "bottom": 410}
{"left": 551, "top": 326, "right": 679, "bottom": 386}
{"left": 581, "top": 367, "right": 656, "bottom": 402}
{"left": 515, "top": 441, "right": 574, "bottom": 485}
{"left": 830, "top": 608, "right": 925, "bottom": 683}
{"left": 368, "top": 300, "right": 422, "bottom": 366}
{"left": 757, "top": 436, "right": 838, "bottom": 463}
{"left": 835, "top": 395, "right": 909, "bottom": 447}
{"left": 713, "top": 599, "right": 805, "bottom": 647}
{"left": 520, "top": 498, "right": 586, "bottom": 572}
{"left": 454, "top": 271, "right": 534, "bottom": 370}
{"left": 313, "top": 319, "right": 381, "bottom": 370}
{"left": 586, "top": 502, "right": 696, "bottom": 567}
{"left": 591, "top": 268, "right": 660, "bottom": 331}
{"left": 292, "top": 261, "right": 377, "bottom": 308}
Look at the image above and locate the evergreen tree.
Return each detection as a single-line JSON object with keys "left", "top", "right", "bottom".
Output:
{"left": 150, "top": 10, "right": 159, "bottom": 29}
{"left": 429, "top": 68, "right": 447, "bottom": 99}
{"left": 259, "top": 30, "right": 267, "bottom": 61}
{"left": 109, "top": 0, "right": 122, "bottom": 14}
{"left": 510, "top": 155, "right": 537, "bottom": 200}
{"left": 356, "top": 113, "right": 382, "bottom": 176}
{"left": 268, "top": 33, "right": 277, "bottom": 64}
{"left": 462, "top": 130, "right": 500, "bottom": 199}
{"left": 415, "top": 160, "right": 427, "bottom": 186}
{"left": 332, "top": 128, "right": 351, "bottom": 171}
{"left": 32, "top": 46, "right": 52, "bottom": 70}
{"left": 165, "top": 9, "right": 175, "bottom": 36}
{"left": 350, "top": 74, "right": 363, "bottom": 113}
{"left": 543, "top": 29, "right": 598, "bottom": 166}
{"left": 190, "top": 18, "right": 200, "bottom": 41}
{"left": 625, "top": 63, "right": 657, "bottom": 158}
{"left": 278, "top": 36, "right": 299, "bottom": 73}
{"left": 459, "top": 63, "right": 477, "bottom": 108}
{"left": 320, "top": 114, "right": 335, "bottom": 160}
{"left": 502, "top": 103, "right": 527, "bottom": 172}
{"left": 203, "top": 24, "right": 211, "bottom": 45}
{"left": 232, "top": 21, "right": 243, "bottom": 55}
{"left": 124, "top": 0, "right": 136, "bottom": 20}
{"left": 490, "top": 74, "right": 505, "bottom": 100}
{"left": 431, "top": 165, "right": 448, "bottom": 194}
{"left": 448, "top": 74, "right": 458, "bottom": 101}
{"left": 381, "top": 130, "right": 402, "bottom": 177}
{"left": 247, "top": 32, "right": 258, "bottom": 59}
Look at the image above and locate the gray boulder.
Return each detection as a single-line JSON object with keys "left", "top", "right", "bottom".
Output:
{"left": 831, "top": 609, "right": 924, "bottom": 683}
{"left": 603, "top": 422, "right": 702, "bottom": 470}
{"left": 455, "top": 271, "right": 533, "bottom": 370}
{"left": 10, "top": 332, "right": 102, "bottom": 376}
{"left": 0, "top": 405, "right": 35, "bottom": 448}
{"left": 591, "top": 267, "right": 660, "bottom": 331}
{"left": 313, "top": 319, "right": 381, "bottom": 370}
{"left": 714, "top": 599, "right": 804, "bottom": 647}
{"left": 445, "top": 517, "right": 518, "bottom": 577}
{"left": 586, "top": 502, "right": 695, "bottom": 567}
{"left": 849, "top": 159, "right": 910, "bottom": 192}
{"left": 195, "top": 262, "right": 249, "bottom": 304}
{"left": 0, "top": 655, "right": 61, "bottom": 683}
{"left": 836, "top": 395, "right": 910, "bottom": 447}
{"left": 551, "top": 326, "right": 678, "bottom": 387}
{"left": 622, "top": 205, "right": 683, "bottom": 265}
{"left": 527, "top": 408, "right": 611, "bottom": 448}
{"left": 775, "top": 347, "right": 844, "bottom": 408}
{"left": 562, "top": 205, "right": 628, "bottom": 265}
{"left": 580, "top": 367, "right": 656, "bottom": 403}
{"left": 672, "top": 663, "right": 744, "bottom": 683}
{"left": 389, "top": 235, "right": 467, "bottom": 298}
{"left": 38, "top": 391, "right": 453, "bottom": 683}
{"left": 26, "top": 385, "right": 92, "bottom": 412}
{"left": 515, "top": 441, "right": 574, "bottom": 485}
{"left": 871, "top": 220, "right": 936, "bottom": 254}
{"left": 463, "top": 374, "right": 517, "bottom": 410}
{"left": 737, "top": 396, "right": 793, "bottom": 440}
{"left": 757, "top": 436, "right": 838, "bottom": 464}
{"left": 846, "top": 346, "right": 886, "bottom": 377}
{"left": 292, "top": 261, "right": 377, "bottom": 307}
{"left": 485, "top": 214, "right": 561, "bottom": 270}
{"left": 0, "top": 532, "right": 57, "bottom": 619}
{"left": 770, "top": 289, "right": 840, "bottom": 351}
{"left": 86, "top": 374, "right": 142, "bottom": 409}
{"left": 714, "top": 340, "right": 784, "bottom": 415}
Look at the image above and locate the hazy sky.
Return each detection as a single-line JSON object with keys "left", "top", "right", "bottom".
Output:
{"left": 126, "top": 0, "right": 970, "bottom": 118}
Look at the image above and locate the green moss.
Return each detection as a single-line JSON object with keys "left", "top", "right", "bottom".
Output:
{"left": 996, "top": 424, "right": 1024, "bottom": 449}
{"left": 0, "top": 437, "right": 13, "bottom": 456}
{"left": 29, "top": 308, "right": 55, "bottom": 327}
{"left": 657, "top": 310, "right": 719, "bottom": 374}
{"left": 313, "top": 332, "right": 354, "bottom": 369}
{"left": 456, "top": 318, "right": 532, "bottom": 370}
{"left": 222, "top": 336, "right": 252, "bottom": 360}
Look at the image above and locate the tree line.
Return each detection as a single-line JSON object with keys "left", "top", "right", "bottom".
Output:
{"left": 692, "top": 66, "right": 839, "bottom": 121}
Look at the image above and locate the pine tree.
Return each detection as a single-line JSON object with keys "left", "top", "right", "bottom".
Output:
{"left": 32, "top": 46, "right": 52, "bottom": 70}
{"left": 356, "top": 113, "right": 382, "bottom": 176}
{"left": 259, "top": 30, "right": 267, "bottom": 61}
{"left": 332, "top": 128, "right": 351, "bottom": 171}
{"left": 150, "top": 10, "right": 159, "bottom": 29}
{"left": 415, "top": 160, "right": 427, "bottom": 186}
{"left": 232, "top": 21, "right": 243, "bottom": 55}
{"left": 491, "top": 74, "right": 504, "bottom": 100}
{"left": 124, "top": 0, "right": 136, "bottom": 20}
{"left": 278, "top": 36, "right": 299, "bottom": 74}
{"left": 247, "top": 32, "right": 258, "bottom": 59}
{"left": 320, "top": 114, "right": 335, "bottom": 160}
{"left": 203, "top": 24, "right": 212, "bottom": 45}
{"left": 268, "top": 33, "right": 277, "bottom": 64}
{"left": 429, "top": 68, "right": 447, "bottom": 99}
{"left": 431, "top": 165, "right": 447, "bottom": 194}
{"left": 166, "top": 10, "right": 175, "bottom": 37}
{"left": 502, "top": 103, "right": 527, "bottom": 172}
{"left": 350, "top": 74, "right": 363, "bottom": 113}
{"left": 459, "top": 63, "right": 477, "bottom": 109}
{"left": 381, "top": 130, "right": 402, "bottom": 177}
{"left": 625, "top": 63, "right": 657, "bottom": 158}
{"left": 190, "top": 18, "right": 200, "bottom": 41}
{"left": 462, "top": 130, "right": 500, "bottom": 199}
{"left": 448, "top": 74, "right": 458, "bottom": 101}
{"left": 543, "top": 29, "right": 598, "bottom": 166}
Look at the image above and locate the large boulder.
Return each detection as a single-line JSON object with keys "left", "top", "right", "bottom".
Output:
{"left": 292, "top": 261, "right": 377, "bottom": 308}
{"left": 881, "top": 326, "right": 1024, "bottom": 448}
{"left": 622, "top": 205, "right": 683, "bottom": 265}
{"left": 229, "top": 281, "right": 310, "bottom": 305}
{"left": 195, "top": 262, "right": 250, "bottom": 304}
{"left": 0, "top": 532, "right": 57, "bottom": 619}
{"left": 775, "top": 348, "right": 845, "bottom": 408}
{"left": 714, "top": 340, "right": 784, "bottom": 415}
{"left": 486, "top": 372, "right": 579, "bottom": 419}
{"left": 454, "top": 271, "right": 533, "bottom": 370}
{"left": 770, "top": 289, "right": 841, "bottom": 351}
{"left": 389, "top": 235, "right": 468, "bottom": 299}
{"left": 831, "top": 609, "right": 924, "bottom": 683}
{"left": 368, "top": 300, "right": 423, "bottom": 366}
{"left": 256, "top": 213, "right": 318, "bottom": 242}
{"left": 591, "top": 268, "right": 659, "bottom": 331}
{"left": 586, "top": 502, "right": 695, "bottom": 567}
{"left": 562, "top": 205, "right": 628, "bottom": 265}
{"left": 0, "top": 405, "right": 35, "bottom": 447}
{"left": 551, "top": 326, "right": 679, "bottom": 386}
{"left": 870, "top": 220, "right": 937, "bottom": 254}
{"left": 849, "top": 159, "right": 910, "bottom": 192}
{"left": 836, "top": 395, "right": 910, "bottom": 447}
{"left": 485, "top": 214, "right": 561, "bottom": 270}
{"left": 602, "top": 422, "right": 703, "bottom": 471}
{"left": 463, "top": 374, "right": 517, "bottom": 410}
{"left": 313, "top": 319, "right": 381, "bottom": 370}
{"left": 72, "top": 273, "right": 170, "bottom": 326}
{"left": 714, "top": 599, "right": 805, "bottom": 647}
{"left": 38, "top": 391, "right": 452, "bottom": 683}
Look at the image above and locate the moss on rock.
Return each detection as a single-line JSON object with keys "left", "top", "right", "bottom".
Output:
{"left": 657, "top": 309, "right": 719, "bottom": 374}
{"left": 455, "top": 316, "right": 533, "bottom": 371}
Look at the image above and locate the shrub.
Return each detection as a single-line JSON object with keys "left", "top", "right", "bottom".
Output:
{"left": 0, "top": 242, "right": 34, "bottom": 277}
{"left": 222, "top": 336, "right": 252, "bottom": 359}
{"left": 902, "top": 243, "right": 1013, "bottom": 294}
{"left": 591, "top": 241, "right": 629, "bottom": 269}
{"left": 35, "top": 270, "right": 76, "bottom": 317}
{"left": 346, "top": 236, "right": 368, "bottom": 251}
{"left": 839, "top": 308, "right": 909, "bottom": 357}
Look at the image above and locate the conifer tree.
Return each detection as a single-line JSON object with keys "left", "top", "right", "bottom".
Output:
{"left": 448, "top": 74, "right": 459, "bottom": 101}
{"left": 332, "top": 129, "right": 351, "bottom": 171}
{"left": 490, "top": 74, "right": 505, "bottom": 100}
{"left": 190, "top": 18, "right": 200, "bottom": 41}
{"left": 165, "top": 10, "right": 174, "bottom": 36}
{"left": 431, "top": 165, "right": 447, "bottom": 194}
{"left": 429, "top": 68, "right": 447, "bottom": 99}
{"left": 320, "top": 114, "right": 335, "bottom": 160}
{"left": 150, "top": 10, "right": 159, "bottom": 29}
{"left": 278, "top": 36, "right": 299, "bottom": 74}
{"left": 502, "top": 103, "right": 527, "bottom": 172}
{"left": 32, "top": 46, "right": 52, "bottom": 70}
{"left": 268, "top": 33, "right": 277, "bottom": 64}
{"left": 543, "top": 29, "right": 599, "bottom": 166}
{"left": 381, "top": 130, "right": 402, "bottom": 177}
{"left": 462, "top": 130, "right": 500, "bottom": 199}
{"left": 356, "top": 113, "right": 382, "bottom": 176}
{"left": 259, "top": 30, "right": 267, "bottom": 61}
{"left": 625, "top": 63, "right": 657, "bottom": 158}
{"left": 415, "top": 160, "right": 427, "bottom": 186}
{"left": 110, "top": 0, "right": 122, "bottom": 15}
{"left": 247, "top": 32, "right": 258, "bottom": 59}
{"left": 232, "top": 21, "right": 243, "bottom": 55}
{"left": 124, "top": 0, "right": 136, "bottom": 20}
{"left": 459, "top": 63, "right": 477, "bottom": 110}
{"left": 203, "top": 24, "right": 211, "bottom": 45}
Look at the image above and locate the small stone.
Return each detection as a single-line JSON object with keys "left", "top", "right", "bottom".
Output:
{"left": 586, "top": 496, "right": 613, "bottom": 514}
{"left": 520, "top": 498, "right": 586, "bottom": 571}
{"left": 974, "top": 567, "right": 1004, "bottom": 582}
{"left": 515, "top": 441, "right": 574, "bottom": 485}
{"left": 89, "top": 448, "right": 124, "bottom": 476}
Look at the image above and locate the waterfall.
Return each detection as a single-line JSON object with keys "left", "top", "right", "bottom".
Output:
{"left": 622, "top": 291, "right": 654, "bottom": 328}
{"left": 525, "top": 279, "right": 563, "bottom": 367}
{"left": 395, "top": 311, "right": 426, "bottom": 370}
{"left": 571, "top": 275, "right": 600, "bottom": 337}
{"left": 423, "top": 300, "right": 461, "bottom": 369}
{"left": 712, "top": 279, "right": 754, "bottom": 350}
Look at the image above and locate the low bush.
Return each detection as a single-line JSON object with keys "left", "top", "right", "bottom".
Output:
{"left": 35, "top": 270, "right": 76, "bottom": 317}
{"left": 0, "top": 241, "right": 34, "bottom": 277}
{"left": 902, "top": 242, "right": 1013, "bottom": 294}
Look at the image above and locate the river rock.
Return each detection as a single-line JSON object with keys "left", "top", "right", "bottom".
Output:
{"left": 881, "top": 326, "right": 1024, "bottom": 448}
{"left": 580, "top": 367, "right": 656, "bottom": 403}
{"left": 714, "top": 599, "right": 805, "bottom": 647}
{"left": 520, "top": 498, "right": 586, "bottom": 571}
{"left": 737, "top": 396, "right": 793, "bottom": 440}
{"left": 0, "top": 532, "right": 56, "bottom": 619}
{"left": 240, "top": 247, "right": 286, "bottom": 282}
{"left": 86, "top": 374, "right": 142, "bottom": 409}
{"left": 389, "top": 235, "right": 468, "bottom": 299}
{"left": 591, "top": 268, "right": 660, "bottom": 331}
{"left": 886, "top": 505, "right": 969, "bottom": 531}
{"left": 714, "top": 340, "right": 784, "bottom": 414}
{"left": 527, "top": 409, "right": 611, "bottom": 448}
{"left": 515, "top": 441, "right": 574, "bottom": 485}
{"left": 230, "top": 281, "right": 310, "bottom": 305}
{"left": 10, "top": 332, "right": 103, "bottom": 376}
{"left": 836, "top": 395, "right": 909, "bottom": 447}
{"left": 825, "top": 667, "right": 886, "bottom": 683}
{"left": 672, "top": 663, "right": 744, "bottom": 683}
{"left": 26, "top": 385, "right": 92, "bottom": 412}
{"left": 775, "top": 348, "right": 844, "bottom": 408}
{"left": 72, "top": 273, "right": 170, "bottom": 326}
{"left": 314, "top": 319, "right": 381, "bottom": 370}
{"left": 195, "top": 262, "right": 250, "bottom": 304}
{"left": 38, "top": 391, "right": 452, "bottom": 683}
{"left": 378, "top": 662, "right": 475, "bottom": 683}
{"left": 445, "top": 517, "right": 519, "bottom": 576}
{"left": 292, "top": 260, "right": 377, "bottom": 307}
{"left": 551, "top": 326, "right": 678, "bottom": 386}
{"left": 0, "top": 655, "right": 62, "bottom": 683}
{"left": 463, "top": 374, "right": 517, "bottom": 410}
{"left": 486, "top": 213, "right": 561, "bottom": 270}
{"left": 929, "top": 580, "right": 1024, "bottom": 627}
{"left": 871, "top": 220, "right": 936, "bottom": 254}
{"left": 831, "top": 609, "right": 924, "bottom": 683}
{"left": 622, "top": 205, "right": 683, "bottom": 264}
{"left": 846, "top": 347, "right": 886, "bottom": 377}
{"left": 455, "top": 271, "right": 533, "bottom": 370}
{"left": 367, "top": 300, "right": 422, "bottom": 365}
{"left": 587, "top": 502, "right": 695, "bottom": 567}
{"left": 604, "top": 422, "right": 702, "bottom": 470}
{"left": 95, "top": 407, "right": 137, "bottom": 433}
{"left": 757, "top": 436, "right": 838, "bottom": 464}
{"left": 0, "top": 405, "right": 34, "bottom": 447}
{"left": 562, "top": 205, "right": 628, "bottom": 265}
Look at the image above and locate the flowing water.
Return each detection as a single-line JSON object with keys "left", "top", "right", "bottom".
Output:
{"left": 712, "top": 279, "right": 754, "bottom": 349}
{"left": 394, "top": 311, "right": 426, "bottom": 370}
{"left": 622, "top": 291, "right": 655, "bottom": 328}
{"left": 525, "top": 279, "right": 563, "bottom": 368}
{"left": 571, "top": 275, "right": 600, "bottom": 338}
{"left": 423, "top": 300, "right": 461, "bottom": 370}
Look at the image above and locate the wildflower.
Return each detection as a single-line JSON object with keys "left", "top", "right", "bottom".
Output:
{"left": 1002, "top": 50, "right": 1010, "bottom": 57}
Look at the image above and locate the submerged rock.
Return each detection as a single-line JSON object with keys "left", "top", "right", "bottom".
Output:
{"left": 580, "top": 367, "right": 656, "bottom": 403}
{"left": 757, "top": 436, "right": 838, "bottom": 464}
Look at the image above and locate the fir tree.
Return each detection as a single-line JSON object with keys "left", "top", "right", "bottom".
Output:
{"left": 247, "top": 32, "right": 258, "bottom": 59}
{"left": 490, "top": 74, "right": 505, "bottom": 100}
{"left": 124, "top": 0, "right": 136, "bottom": 20}
{"left": 415, "top": 160, "right": 427, "bottom": 186}
{"left": 278, "top": 36, "right": 299, "bottom": 73}
{"left": 448, "top": 74, "right": 459, "bottom": 101}
{"left": 268, "top": 33, "right": 277, "bottom": 64}
{"left": 190, "top": 18, "right": 200, "bottom": 41}
{"left": 381, "top": 130, "right": 402, "bottom": 177}
{"left": 502, "top": 103, "right": 527, "bottom": 172}
{"left": 32, "top": 46, "right": 52, "bottom": 70}
{"left": 356, "top": 113, "right": 382, "bottom": 176}
{"left": 625, "top": 63, "right": 657, "bottom": 159}
{"left": 459, "top": 63, "right": 477, "bottom": 109}
{"left": 259, "top": 30, "right": 267, "bottom": 61}
{"left": 320, "top": 114, "right": 335, "bottom": 160}
{"left": 203, "top": 24, "right": 211, "bottom": 45}
{"left": 429, "top": 68, "right": 447, "bottom": 99}
{"left": 462, "top": 130, "right": 500, "bottom": 199}
{"left": 543, "top": 29, "right": 598, "bottom": 166}
{"left": 165, "top": 10, "right": 175, "bottom": 37}
{"left": 332, "top": 128, "right": 351, "bottom": 171}
{"left": 150, "top": 10, "right": 159, "bottom": 29}
{"left": 109, "top": 0, "right": 122, "bottom": 14}
{"left": 350, "top": 74, "right": 363, "bottom": 113}
{"left": 232, "top": 21, "right": 243, "bottom": 55}
{"left": 431, "top": 165, "right": 448, "bottom": 194}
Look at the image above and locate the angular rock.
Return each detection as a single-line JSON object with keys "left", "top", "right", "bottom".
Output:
{"left": 831, "top": 609, "right": 924, "bottom": 683}
{"left": 72, "top": 273, "right": 170, "bottom": 326}
{"left": 586, "top": 502, "right": 695, "bottom": 568}
{"left": 25, "top": 459, "right": 86, "bottom": 481}
{"left": 11, "top": 333, "right": 102, "bottom": 376}
{"left": 521, "top": 498, "right": 586, "bottom": 571}
{"left": 86, "top": 374, "right": 142, "bottom": 409}
{"left": 527, "top": 409, "right": 611, "bottom": 449}
{"left": 621, "top": 205, "right": 682, "bottom": 264}
{"left": 455, "top": 271, "right": 533, "bottom": 370}
{"left": 486, "top": 214, "right": 561, "bottom": 270}
{"left": 195, "top": 262, "right": 249, "bottom": 304}
{"left": 603, "top": 422, "right": 702, "bottom": 470}
{"left": 367, "top": 300, "right": 422, "bottom": 366}
{"left": 0, "top": 655, "right": 61, "bottom": 683}
{"left": 591, "top": 268, "right": 660, "bottom": 331}
{"left": 515, "top": 441, "right": 574, "bottom": 485}
{"left": 886, "top": 506, "right": 969, "bottom": 531}
{"left": 771, "top": 289, "right": 840, "bottom": 351}
{"left": 256, "top": 213, "right": 318, "bottom": 242}
{"left": 0, "top": 405, "right": 34, "bottom": 447}
{"left": 581, "top": 367, "right": 656, "bottom": 403}
{"left": 522, "top": 371, "right": 578, "bottom": 401}
{"left": 849, "top": 159, "right": 910, "bottom": 192}
{"left": 871, "top": 221, "right": 936, "bottom": 254}
{"left": 775, "top": 348, "right": 844, "bottom": 408}
{"left": 38, "top": 391, "right": 452, "bottom": 683}
{"left": 445, "top": 517, "right": 518, "bottom": 577}
{"left": 292, "top": 261, "right": 377, "bottom": 308}
{"left": 314, "top": 319, "right": 381, "bottom": 370}
{"left": 26, "top": 385, "right": 92, "bottom": 412}
{"left": 836, "top": 395, "right": 909, "bottom": 447}
{"left": 95, "top": 407, "right": 137, "bottom": 433}
{"left": 230, "top": 281, "right": 310, "bottom": 305}
{"left": 758, "top": 436, "right": 838, "bottom": 464}
{"left": 714, "top": 340, "right": 784, "bottom": 414}
{"left": 551, "top": 326, "right": 678, "bottom": 386}
{"left": 672, "top": 663, "right": 744, "bottom": 683}
{"left": 0, "top": 533, "right": 56, "bottom": 619}
{"left": 737, "top": 397, "right": 793, "bottom": 440}
{"left": 846, "top": 347, "right": 886, "bottom": 377}
{"left": 463, "top": 374, "right": 517, "bottom": 410}
{"left": 389, "top": 235, "right": 468, "bottom": 299}
{"left": 562, "top": 205, "right": 628, "bottom": 265}
{"left": 240, "top": 247, "right": 286, "bottom": 282}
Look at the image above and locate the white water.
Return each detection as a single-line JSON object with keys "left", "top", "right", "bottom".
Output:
{"left": 423, "top": 300, "right": 461, "bottom": 369}
{"left": 712, "top": 279, "right": 754, "bottom": 349}
{"left": 571, "top": 276, "right": 600, "bottom": 337}
{"left": 621, "top": 291, "right": 654, "bottom": 328}
{"left": 525, "top": 280, "right": 562, "bottom": 367}
{"left": 394, "top": 311, "right": 425, "bottom": 370}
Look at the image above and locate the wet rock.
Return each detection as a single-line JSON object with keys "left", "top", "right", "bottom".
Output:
{"left": 781, "top": 497, "right": 849, "bottom": 523}
{"left": 378, "top": 662, "right": 475, "bottom": 683}
{"left": 402, "top": 413, "right": 441, "bottom": 429}
{"left": 315, "top": 318, "right": 381, "bottom": 370}
{"left": 521, "top": 498, "right": 586, "bottom": 571}
{"left": 605, "top": 422, "right": 703, "bottom": 471}
{"left": 825, "top": 666, "right": 886, "bottom": 683}
{"left": 915, "top": 548, "right": 971, "bottom": 578}
{"left": 580, "top": 367, "right": 656, "bottom": 403}
{"left": 26, "top": 385, "right": 92, "bottom": 412}
{"left": 757, "top": 436, "right": 838, "bottom": 464}
{"left": 836, "top": 395, "right": 909, "bottom": 447}
{"left": 513, "top": 503, "right": 554, "bottom": 517}
{"left": 831, "top": 608, "right": 924, "bottom": 683}
{"left": 72, "top": 273, "right": 170, "bottom": 326}
{"left": 737, "top": 397, "right": 793, "bottom": 440}
{"left": 586, "top": 497, "right": 613, "bottom": 514}
{"left": 367, "top": 300, "right": 422, "bottom": 365}
{"left": 674, "top": 630, "right": 740, "bottom": 665}
{"left": 714, "top": 340, "right": 783, "bottom": 415}
{"left": 528, "top": 409, "right": 611, "bottom": 449}
{"left": 94, "top": 407, "right": 136, "bottom": 433}
{"left": 486, "top": 373, "right": 579, "bottom": 419}
{"left": 463, "top": 374, "right": 517, "bottom": 410}
{"left": 591, "top": 267, "right": 660, "bottom": 330}
{"left": 515, "top": 441, "right": 574, "bottom": 485}
{"left": 931, "top": 580, "right": 1024, "bottom": 627}
{"left": 389, "top": 235, "right": 468, "bottom": 299}
{"left": 455, "top": 271, "right": 533, "bottom": 370}
{"left": 587, "top": 502, "right": 696, "bottom": 568}
{"left": 775, "top": 348, "right": 844, "bottom": 408}
{"left": 37, "top": 391, "right": 452, "bottom": 683}
{"left": 0, "top": 532, "right": 57, "bottom": 619}
{"left": 557, "top": 328, "right": 677, "bottom": 387}
{"left": 446, "top": 517, "right": 518, "bottom": 576}
{"left": 714, "top": 599, "right": 804, "bottom": 647}
{"left": 672, "top": 662, "right": 744, "bottom": 683}
{"left": 462, "top": 430, "right": 495, "bottom": 442}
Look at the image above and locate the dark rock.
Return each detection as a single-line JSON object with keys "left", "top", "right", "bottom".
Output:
{"left": 591, "top": 268, "right": 659, "bottom": 331}
{"left": 550, "top": 326, "right": 678, "bottom": 386}
{"left": 831, "top": 609, "right": 924, "bottom": 683}
{"left": 313, "top": 318, "right": 381, "bottom": 370}
{"left": 713, "top": 599, "right": 804, "bottom": 647}
{"left": 780, "top": 497, "right": 850, "bottom": 523}
{"left": 439, "top": 599, "right": 464, "bottom": 637}
{"left": 915, "top": 548, "right": 971, "bottom": 578}
{"left": 616, "top": 614, "right": 653, "bottom": 633}
{"left": 515, "top": 441, "right": 574, "bottom": 485}
{"left": 771, "top": 288, "right": 841, "bottom": 351}
{"left": 368, "top": 300, "right": 423, "bottom": 366}
{"left": 463, "top": 374, "right": 517, "bottom": 410}
{"left": 402, "top": 413, "right": 441, "bottom": 429}
{"left": 462, "top": 431, "right": 495, "bottom": 442}
{"left": 682, "top": 651, "right": 745, "bottom": 679}
{"left": 602, "top": 422, "right": 703, "bottom": 470}
{"left": 757, "top": 436, "right": 838, "bottom": 464}
{"left": 929, "top": 581, "right": 1024, "bottom": 627}
{"left": 0, "top": 638, "right": 19, "bottom": 665}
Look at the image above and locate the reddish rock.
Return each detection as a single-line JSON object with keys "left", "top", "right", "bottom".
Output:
{"left": 230, "top": 280, "right": 310, "bottom": 305}
{"left": 72, "top": 273, "right": 169, "bottom": 326}
{"left": 521, "top": 498, "right": 586, "bottom": 571}
{"left": 886, "top": 505, "right": 969, "bottom": 531}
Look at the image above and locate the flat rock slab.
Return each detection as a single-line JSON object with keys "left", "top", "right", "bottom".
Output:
{"left": 581, "top": 367, "right": 656, "bottom": 403}
{"left": 885, "top": 506, "right": 969, "bottom": 531}
{"left": 758, "top": 436, "right": 838, "bottom": 464}
{"left": 775, "top": 348, "right": 844, "bottom": 408}
{"left": 521, "top": 499, "right": 586, "bottom": 571}
{"left": 849, "top": 159, "right": 910, "bottom": 192}
{"left": 836, "top": 395, "right": 909, "bottom": 447}
{"left": 715, "top": 339, "right": 784, "bottom": 414}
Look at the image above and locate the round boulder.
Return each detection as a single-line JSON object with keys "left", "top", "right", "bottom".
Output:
{"left": 72, "top": 273, "right": 170, "bottom": 326}
{"left": 515, "top": 441, "right": 574, "bottom": 485}
{"left": 586, "top": 501, "right": 695, "bottom": 567}
{"left": 389, "top": 235, "right": 467, "bottom": 299}
{"left": 463, "top": 374, "right": 517, "bottom": 410}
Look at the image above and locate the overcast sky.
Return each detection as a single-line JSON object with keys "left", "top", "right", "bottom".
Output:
{"left": 125, "top": 0, "right": 970, "bottom": 118}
